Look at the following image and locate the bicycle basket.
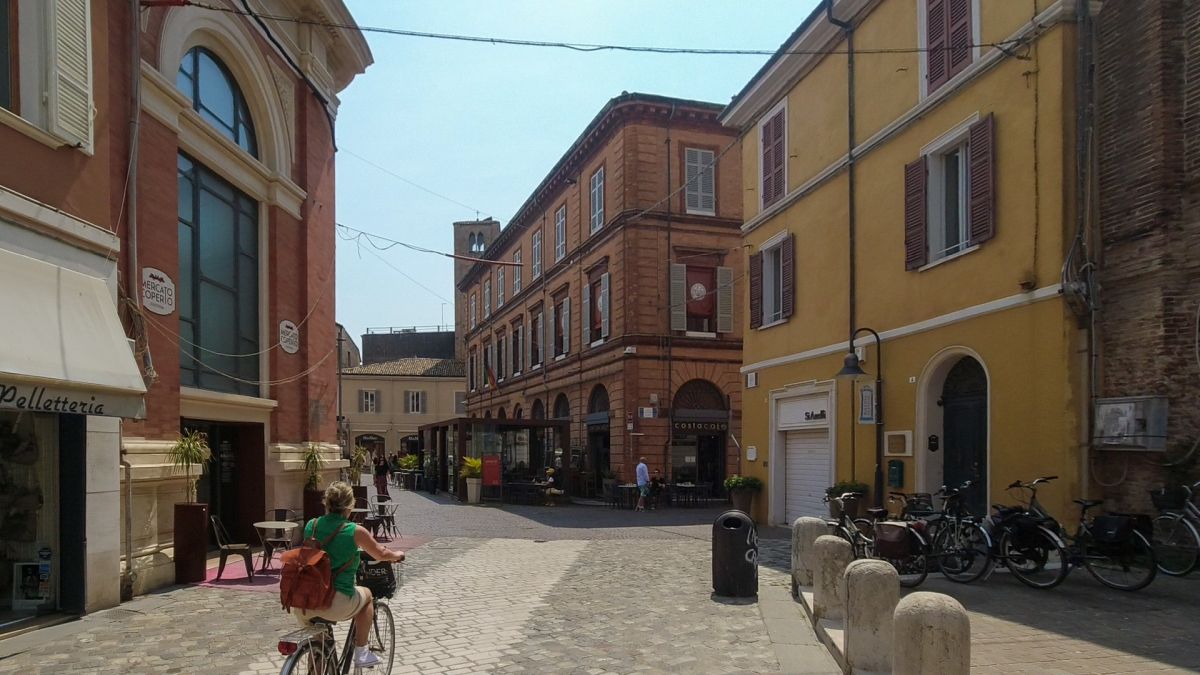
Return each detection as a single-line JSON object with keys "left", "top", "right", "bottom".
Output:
{"left": 873, "top": 522, "right": 914, "bottom": 559}
{"left": 1090, "top": 515, "right": 1134, "bottom": 545}
{"left": 905, "top": 494, "right": 936, "bottom": 518}
{"left": 356, "top": 560, "right": 398, "bottom": 599}
{"left": 1149, "top": 487, "right": 1188, "bottom": 511}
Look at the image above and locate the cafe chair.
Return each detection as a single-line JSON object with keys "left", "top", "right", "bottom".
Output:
{"left": 211, "top": 516, "right": 254, "bottom": 581}
{"left": 259, "top": 508, "right": 297, "bottom": 569}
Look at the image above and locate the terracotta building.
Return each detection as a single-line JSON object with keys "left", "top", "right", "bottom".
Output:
{"left": 455, "top": 93, "right": 743, "bottom": 496}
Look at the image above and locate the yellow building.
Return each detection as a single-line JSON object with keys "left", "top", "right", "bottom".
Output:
{"left": 721, "top": 0, "right": 1093, "bottom": 524}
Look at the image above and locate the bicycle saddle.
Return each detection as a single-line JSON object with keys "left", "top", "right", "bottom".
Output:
{"left": 1073, "top": 499, "right": 1103, "bottom": 509}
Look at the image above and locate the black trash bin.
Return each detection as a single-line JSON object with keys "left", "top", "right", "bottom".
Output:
{"left": 712, "top": 509, "right": 758, "bottom": 598}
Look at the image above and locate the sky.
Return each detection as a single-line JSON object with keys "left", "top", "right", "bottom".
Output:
{"left": 334, "top": 0, "right": 822, "bottom": 347}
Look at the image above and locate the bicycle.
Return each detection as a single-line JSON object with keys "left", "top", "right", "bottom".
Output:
{"left": 1149, "top": 481, "right": 1200, "bottom": 576}
{"left": 924, "top": 481, "right": 993, "bottom": 584}
{"left": 823, "top": 492, "right": 874, "bottom": 559}
{"left": 276, "top": 555, "right": 400, "bottom": 674}
{"left": 858, "top": 491, "right": 931, "bottom": 588}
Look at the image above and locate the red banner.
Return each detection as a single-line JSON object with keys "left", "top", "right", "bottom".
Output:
{"left": 482, "top": 455, "right": 502, "bottom": 487}
{"left": 687, "top": 266, "right": 716, "bottom": 318}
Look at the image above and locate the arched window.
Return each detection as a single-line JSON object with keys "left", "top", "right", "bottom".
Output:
{"left": 553, "top": 394, "right": 570, "bottom": 420}
{"left": 588, "top": 385, "right": 610, "bottom": 414}
{"left": 177, "top": 47, "right": 258, "bottom": 157}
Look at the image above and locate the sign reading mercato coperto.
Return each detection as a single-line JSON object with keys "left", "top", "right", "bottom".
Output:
{"left": 672, "top": 420, "right": 729, "bottom": 433}
{"left": 279, "top": 320, "right": 300, "bottom": 355}
{"left": 141, "top": 267, "right": 176, "bottom": 316}
{"left": 0, "top": 381, "right": 145, "bottom": 419}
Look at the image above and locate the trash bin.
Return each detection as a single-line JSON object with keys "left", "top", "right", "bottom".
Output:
{"left": 712, "top": 509, "right": 758, "bottom": 597}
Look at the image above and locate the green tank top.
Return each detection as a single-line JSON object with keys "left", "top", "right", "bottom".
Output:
{"left": 304, "top": 514, "right": 359, "bottom": 598}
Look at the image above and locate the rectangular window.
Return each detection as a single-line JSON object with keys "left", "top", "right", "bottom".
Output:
{"left": 470, "top": 293, "right": 477, "bottom": 329}
{"left": 513, "top": 250, "right": 522, "bottom": 293}
{"left": 532, "top": 230, "right": 543, "bottom": 279}
{"left": 552, "top": 292, "right": 571, "bottom": 357}
{"left": 496, "top": 332, "right": 506, "bottom": 380}
{"left": 685, "top": 266, "right": 717, "bottom": 332}
{"left": 929, "top": 143, "right": 968, "bottom": 261}
{"left": 455, "top": 391, "right": 467, "bottom": 415}
{"left": 760, "top": 108, "right": 786, "bottom": 208}
{"left": 497, "top": 268, "right": 505, "bottom": 307}
{"left": 555, "top": 205, "right": 567, "bottom": 261}
{"left": 763, "top": 246, "right": 783, "bottom": 324}
{"left": 483, "top": 279, "right": 491, "bottom": 318}
{"left": 177, "top": 154, "right": 260, "bottom": 397}
{"left": 749, "top": 234, "right": 793, "bottom": 329}
{"left": 0, "top": 0, "right": 14, "bottom": 111}
{"left": 589, "top": 277, "right": 603, "bottom": 339}
{"left": 512, "top": 320, "right": 523, "bottom": 374}
{"left": 405, "top": 390, "right": 425, "bottom": 414}
{"left": 468, "top": 348, "right": 476, "bottom": 390}
{"left": 483, "top": 340, "right": 492, "bottom": 387}
{"left": 359, "top": 390, "right": 378, "bottom": 414}
{"left": 589, "top": 167, "right": 605, "bottom": 234}
{"left": 531, "top": 306, "right": 544, "bottom": 367}
{"left": 685, "top": 148, "right": 716, "bottom": 215}
{"left": 925, "top": 0, "right": 974, "bottom": 94}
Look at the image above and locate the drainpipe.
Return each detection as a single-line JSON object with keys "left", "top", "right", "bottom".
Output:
{"left": 664, "top": 103, "right": 677, "bottom": 474}
{"left": 120, "top": 441, "right": 136, "bottom": 601}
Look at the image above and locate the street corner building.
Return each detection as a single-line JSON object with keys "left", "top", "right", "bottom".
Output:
{"left": 448, "top": 93, "right": 745, "bottom": 501}
{"left": 0, "top": 0, "right": 373, "bottom": 616}
{"left": 721, "top": 0, "right": 1099, "bottom": 525}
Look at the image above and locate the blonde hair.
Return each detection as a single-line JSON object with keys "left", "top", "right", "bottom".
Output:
{"left": 324, "top": 481, "right": 355, "bottom": 514}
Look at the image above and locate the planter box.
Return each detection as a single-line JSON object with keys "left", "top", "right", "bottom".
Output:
{"left": 174, "top": 502, "right": 209, "bottom": 584}
{"left": 465, "top": 477, "right": 482, "bottom": 504}
{"left": 730, "top": 489, "right": 755, "bottom": 515}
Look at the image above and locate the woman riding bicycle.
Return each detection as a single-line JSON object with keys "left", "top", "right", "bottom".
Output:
{"left": 294, "top": 481, "right": 404, "bottom": 668}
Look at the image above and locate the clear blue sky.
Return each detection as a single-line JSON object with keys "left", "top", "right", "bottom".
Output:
{"left": 334, "top": 0, "right": 821, "bottom": 347}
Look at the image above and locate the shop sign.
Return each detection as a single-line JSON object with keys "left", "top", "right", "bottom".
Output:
{"left": 672, "top": 420, "right": 729, "bottom": 433}
{"left": 483, "top": 455, "right": 501, "bottom": 487}
{"left": 141, "top": 267, "right": 176, "bottom": 316}
{"left": 279, "top": 320, "right": 300, "bottom": 354}
{"left": 0, "top": 380, "right": 144, "bottom": 418}
{"left": 778, "top": 394, "right": 830, "bottom": 429}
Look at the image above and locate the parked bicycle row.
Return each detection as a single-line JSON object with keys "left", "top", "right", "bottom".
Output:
{"left": 822, "top": 475, "right": 1178, "bottom": 592}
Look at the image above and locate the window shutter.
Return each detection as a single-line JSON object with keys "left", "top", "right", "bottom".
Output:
{"left": 749, "top": 252, "right": 763, "bottom": 329}
{"left": 968, "top": 113, "right": 996, "bottom": 246}
{"left": 582, "top": 282, "right": 591, "bottom": 346}
{"left": 717, "top": 266, "right": 733, "bottom": 333}
{"left": 700, "top": 151, "right": 716, "bottom": 213}
{"left": 761, "top": 119, "right": 775, "bottom": 205}
{"left": 670, "top": 263, "right": 687, "bottom": 331}
{"left": 685, "top": 148, "right": 701, "bottom": 212}
{"left": 768, "top": 113, "right": 785, "bottom": 205}
{"left": 536, "top": 313, "right": 544, "bottom": 363}
{"left": 546, "top": 304, "right": 555, "bottom": 358}
{"left": 404, "top": 390, "right": 412, "bottom": 413}
{"left": 562, "top": 297, "right": 570, "bottom": 354}
{"left": 46, "top": 0, "right": 94, "bottom": 151}
{"left": 358, "top": 390, "right": 365, "bottom": 413}
{"left": 600, "top": 272, "right": 611, "bottom": 338}
{"left": 373, "top": 390, "right": 380, "bottom": 412}
{"left": 904, "top": 156, "right": 929, "bottom": 270}
{"left": 781, "top": 235, "right": 795, "bottom": 320}
{"left": 419, "top": 391, "right": 427, "bottom": 414}
{"left": 506, "top": 333, "right": 512, "bottom": 375}
{"left": 927, "top": 0, "right": 949, "bottom": 92}
{"left": 527, "top": 315, "right": 533, "bottom": 366}
{"left": 947, "top": 0, "right": 972, "bottom": 76}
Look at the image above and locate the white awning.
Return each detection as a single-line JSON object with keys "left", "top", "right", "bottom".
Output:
{"left": 0, "top": 248, "right": 146, "bottom": 419}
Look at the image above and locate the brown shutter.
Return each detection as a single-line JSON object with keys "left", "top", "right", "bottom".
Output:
{"left": 771, "top": 114, "right": 785, "bottom": 202}
{"left": 968, "top": 113, "right": 996, "bottom": 245}
{"left": 947, "top": 0, "right": 972, "bottom": 76}
{"left": 780, "top": 234, "right": 795, "bottom": 320}
{"left": 926, "top": 0, "right": 948, "bottom": 92}
{"left": 761, "top": 118, "right": 776, "bottom": 205}
{"left": 749, "top": 252, "right": 763, "bottom": 329}
{"left": 904, "top": 156, "right": 929, "bottom": 270}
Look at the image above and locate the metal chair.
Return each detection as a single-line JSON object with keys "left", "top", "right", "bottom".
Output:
{"left": 259, "top": 508, "right": 298, "bottom": 570}
{"left": 368, "top": 496, "right": 398, "bottom": 540}
{"left": 211, "top": 516, "right": 254, "bottom": 581}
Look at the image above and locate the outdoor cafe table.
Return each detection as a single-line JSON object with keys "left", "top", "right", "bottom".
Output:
{"left": 616, "top": 484, "right": 640, "bottom": 509}
{"left": 252, "top": 520, "right": 298, "bottom": 570}
{"left": 672, "top": 483, "right": 698, "bottom": 507}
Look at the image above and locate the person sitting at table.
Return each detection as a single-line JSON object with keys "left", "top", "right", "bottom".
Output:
{"left": 542, "top": 468, "right": 564, "bottom": 506}
{"left": 649, "top": 469, "right": 665, "bottom": 510}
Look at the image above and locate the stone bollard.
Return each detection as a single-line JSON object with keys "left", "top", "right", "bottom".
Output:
{"left": 893, "top": 592, "right": 970, "bottom": 675}
{"left": 791, "top": 516, "right": 828, "bottom": 592}
{"left": 812, "top": 535, "right": 854, "bottom": 621}
{"left": 844, "top": 559, "right": 899, "bottom": 673}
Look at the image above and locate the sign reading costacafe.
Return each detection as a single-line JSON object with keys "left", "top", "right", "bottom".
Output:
{"left": 0, "top": 380, "right": 146, "bottom": 419}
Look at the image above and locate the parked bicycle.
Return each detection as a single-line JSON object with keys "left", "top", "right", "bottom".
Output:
{"left": 990, "top": 476, "right": 1156, "bottom": 591}
{"left": 277, "top": 554, "right": 400, "bottom": 674}
{"left": 823, "top": 492, "right": 874, "bottom": 559}
{"left": 1149, "top": 481, "right": 1200, "bottom": 576}
{"left": 925, "top": 481, "right": 994, "bottom": 584}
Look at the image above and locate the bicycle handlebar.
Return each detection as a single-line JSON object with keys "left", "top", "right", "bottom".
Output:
{"left": 1008, "top": 476, "right": 1059, "bottom": 490}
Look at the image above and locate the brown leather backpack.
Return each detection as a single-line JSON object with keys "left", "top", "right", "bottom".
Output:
{"left": 279, "top": 519, "right": 353, "bottom": 612}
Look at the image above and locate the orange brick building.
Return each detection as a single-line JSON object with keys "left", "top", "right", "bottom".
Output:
{"left": 456, "top": 93, "right": 744, "bottom": 497}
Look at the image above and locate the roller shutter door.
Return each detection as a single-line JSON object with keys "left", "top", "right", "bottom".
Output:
{"left": 784, "top": 429, "right": 831, "bottom": 523}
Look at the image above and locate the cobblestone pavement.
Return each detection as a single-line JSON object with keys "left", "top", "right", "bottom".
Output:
{"left": 913, "top": 570, "right": 1200, "bottom": 674}
{"left": 0, "top": 497, "right": 828, "bottom": 674}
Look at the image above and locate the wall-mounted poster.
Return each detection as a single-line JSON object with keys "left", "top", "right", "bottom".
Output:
{"left": 12, "top": 562, "right": 46, "bottom": 610}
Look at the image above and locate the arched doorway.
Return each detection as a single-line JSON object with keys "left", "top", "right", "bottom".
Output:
{"left": 941, "top": 357, "right": 988, "bottom": 514}
{"left": 586, "top": 385, "right": 611, "bottom": 496}
{"left": 530, "top": 399, "right": 545, "bottom": 471}
{"left": 513, "top": 405, "right": 523, "bottom": 420}
{"left": 531, "top": 399, "right": 545, "bottom": 420}
{"left": 355, "top": 433, "right": 385, "bottom": 456}
{"left": 671, "top": 380, "right": 729, "bottom": 491}
{"left": 498, "top": 407, "right": 507, "bottom": 420}
{"left": 549, "top": 394, "right": 570, "bottom": 474}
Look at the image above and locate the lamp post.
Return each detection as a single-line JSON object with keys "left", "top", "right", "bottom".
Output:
{"left": 834, "top": 328, "right": 884, "bottom": 506}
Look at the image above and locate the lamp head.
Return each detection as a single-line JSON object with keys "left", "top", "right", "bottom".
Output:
{"left": 835, "top": 351, "right": 868, "bottom": 379}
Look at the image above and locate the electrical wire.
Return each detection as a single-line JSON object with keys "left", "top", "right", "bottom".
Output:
{"left": 341, "top": 149, "right": 491, "bottom": 218}
{"left": 343, "top": 233, "right": 454, "bottom": 305}
{"left": 336, "top": 223, "right": 521, "bottom": 266}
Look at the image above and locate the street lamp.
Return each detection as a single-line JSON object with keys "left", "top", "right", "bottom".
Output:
{"left": 834, "top": 327, "right": 883, "bottom": 506}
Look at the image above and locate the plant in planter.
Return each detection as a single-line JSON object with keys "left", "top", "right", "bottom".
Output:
{"left": 348, "top": 445, "right": 369, "bottom": 485}
{"left": 825, "top": 480, "right": 870, "bottom": 519}
{"left": 461, "top": 457, "right": 483, "bottom": 504}
{"left": 302, "top": 443, "right": 326, "bottom": 521}
{"left": 724, "top": 474, "right": 764, "bottom": 515}
{"left": 168, "top": 429, "right": 212, "bottom": 584}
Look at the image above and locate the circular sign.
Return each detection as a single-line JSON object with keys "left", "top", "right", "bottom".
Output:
{"left": 141, "top": 267, "right": 176, "bottom": 316}
{"left": 279, "top": 320, "right": 300, "bottom": 354}
{"left": 689, "top": 282, "right": 707, "bottom": 301}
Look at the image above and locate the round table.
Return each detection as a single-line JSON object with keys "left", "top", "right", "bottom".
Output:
{"left": 253, "top": 521, "right": 298, "bottom": 570}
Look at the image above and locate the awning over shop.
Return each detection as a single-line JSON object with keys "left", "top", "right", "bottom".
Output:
{"left": 0, "top": 248, "right": 146, "bottom": 419}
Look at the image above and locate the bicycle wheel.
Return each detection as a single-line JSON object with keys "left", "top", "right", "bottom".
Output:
{"left": 1152, "top": 514, "right": 1200, "bottom": 576}
{"left": 368, "top": 601, "right": 396, "bottom": 674}
{"left": 999, "top": 526, "right": 1068, "bottom": 589}
{"left": 894, "top": 530, "right": 929, "bottom": 588}
{"left": 279, "top": 641, "right": 337, "bottom": 675}
{"left": 852, "top": 518, "right": 875, "bottom": 558}
{"left": 1083, "top": 530, "right": 1157, "bottom": 591}
{"left": 934, "top": 521, "right": 993, "bottom": 583}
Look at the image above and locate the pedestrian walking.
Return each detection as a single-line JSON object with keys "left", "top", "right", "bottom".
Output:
{"left": 635, "top": 457, "right": 650, "bottom": 511}
{"left": 373, "top": 454, "right": 390, "bottom": 498}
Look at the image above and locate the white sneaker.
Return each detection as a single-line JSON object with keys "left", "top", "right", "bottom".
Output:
{"left": 354, "top": 647, "right": 382, "bottom": 668}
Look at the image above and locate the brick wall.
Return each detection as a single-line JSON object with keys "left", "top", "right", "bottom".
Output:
{"left": 1095, "top": 0, "right": 1200, "bottom": 510}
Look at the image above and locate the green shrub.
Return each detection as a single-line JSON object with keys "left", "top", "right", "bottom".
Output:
{"left": 825, "top": 480, "right": 870, "bottom": 498}
{"left": 724, "top": 474, "right": 764, "bottom": 492}
{"left": 461, "top": 457, "right": 482, "bottom": 479}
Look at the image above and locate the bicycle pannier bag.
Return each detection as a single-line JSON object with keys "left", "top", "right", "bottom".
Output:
{"left": 1091, "top": 515, "right": 1134, "bottom": 545}
{"left": 1149, "top": 488, "right": 1187, "bottom": 511}
{"left": 279, "top": 519, "right": 352, "bottom": 612}
{"left": 873, "top": 522, "right": 912, "bottom": 559}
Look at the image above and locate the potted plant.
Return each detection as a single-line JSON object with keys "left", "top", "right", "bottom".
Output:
{"left": 169, "top": 428, "right": 212, "bottom": 584}
{"left": 462, "top": 457, "right": 483, "bottom": 504}
{"left": 601, "top": 469, "right": 618, "bottom": 498}
{"left": 302, "top": 443, "right": 326, "bottom": 521}
{"left": 724, "top": 474, "right": 763, "bottom": 515}
{"left": 826, "top": 480, "right": 870, "bottom": 519}
{"left": 349, "top": 445, "right": 369, "bottom": 503}
{"left": 399, "top": 453, "right": 420, "bottom": 490}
